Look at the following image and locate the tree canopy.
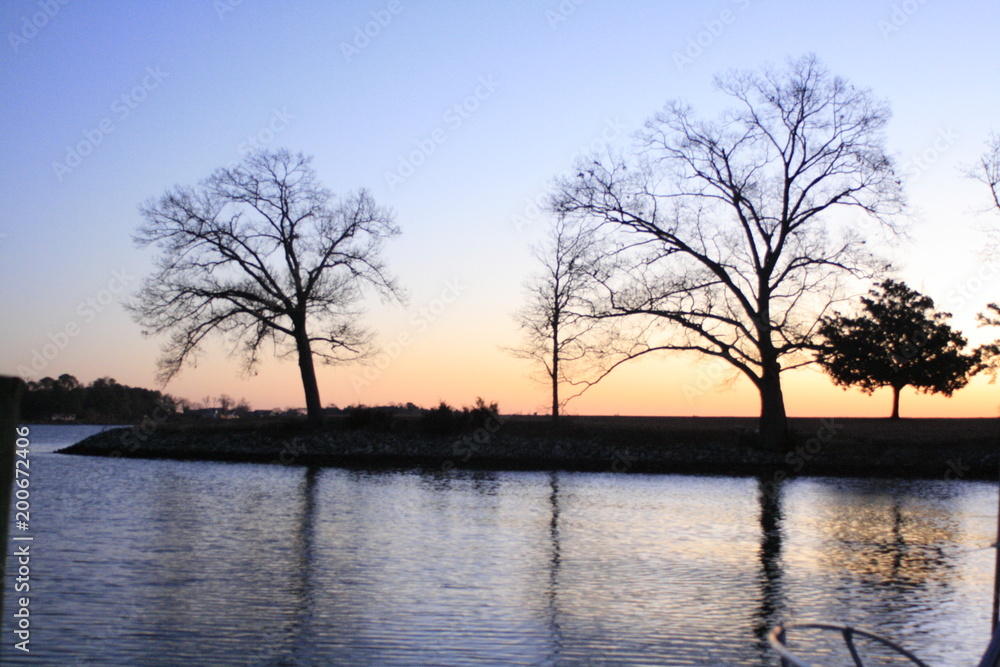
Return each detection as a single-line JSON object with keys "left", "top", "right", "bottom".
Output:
{"left": 129, "top": 149, "right": 401, "bottom": 422}
{"left": 21, "top": 374, "right": 178, "bottom": 423}
{"left": 549, "top": 54, "right": 903, "bottom": 445}
{"left": 817, "top": 280, "right": 980, "bottom": 418}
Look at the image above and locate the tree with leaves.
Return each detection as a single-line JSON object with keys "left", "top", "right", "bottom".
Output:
{"left": 817, "top": 280, "right": 979, "bottom": 419}
{"left": 21, "top": 375, "right": 178, "bottom": 423}
{"left": 129, "top": 149, "right": 401, "bottom": 423}
{"left": 550, "top": 55, "right": 903, "bottom": 446}
{"left": 509, "top": 218, "right": 606, "bottom": 421}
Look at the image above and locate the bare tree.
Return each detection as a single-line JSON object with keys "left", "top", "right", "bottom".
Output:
{"left": 509, "top": 218, "right": 607, "bottom": 421}
{"left": 970, "top": 133, "right": 1000, "bottom": 212}
{"left": 129, "top": 149, "right": 401, "bottom": 423}
{"left": 967, "top": 134, "right": 1000, "bottom": 260}
{"left": 550, "top": 55, "right": 904, "bottom": 447}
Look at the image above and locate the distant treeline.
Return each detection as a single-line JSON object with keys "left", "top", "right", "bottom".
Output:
{"left": 21, "top": 374, "right": 178, "bottom": 423}
{"left": 19, "top": 373, "right": 502, "bottom": 430}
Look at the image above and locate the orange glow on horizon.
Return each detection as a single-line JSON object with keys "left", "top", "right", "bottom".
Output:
{"left": 147, "top": 336, "right": 999, "bottom": 419}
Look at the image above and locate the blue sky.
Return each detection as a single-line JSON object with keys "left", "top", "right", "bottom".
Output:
{"left": 2, "top": 1, "right": 999, "bottom": 416}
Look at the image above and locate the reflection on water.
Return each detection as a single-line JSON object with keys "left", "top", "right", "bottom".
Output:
{"left": 547, "top": 471, "right": 563, "bottom": 663}
{"left": 754, "top": 476, "right": 785, "bottom": 660}
{"left": 2, "top": 425, "right": 997, "bottom": 664}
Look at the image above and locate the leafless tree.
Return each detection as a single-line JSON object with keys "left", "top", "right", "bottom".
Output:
{"left": 129, "top": 149, "right": 401, "bottom": 423}
{"left": 970, "top": 133, "right": 1000, "bottom": 213}
{"left": 509, "top": 218, "right": 610, "bottom": 421}
{"left": 550, "top": 55, "right": 904, "bottom": 447}
{"left": 967, "top": 134, "right": 1000, "bottom": 260}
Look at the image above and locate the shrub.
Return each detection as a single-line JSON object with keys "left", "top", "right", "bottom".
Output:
{"left": 421, "top": 401, "right": 458, "bottom": 435}
{"left": 420, "top": 398, "right": 500, "bottom": 435}
{"left": 467, "top": 397, "right": 500, "bottom": 430}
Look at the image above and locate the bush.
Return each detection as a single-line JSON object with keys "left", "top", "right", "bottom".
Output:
{"left": 467, "top": 397, "right": 500, "bottom": 430}
{"left": 420, "top": 401, "right": 459, "bottom": 435}
{"left": 420, "top": 398, "right": 500, "bottom": 436}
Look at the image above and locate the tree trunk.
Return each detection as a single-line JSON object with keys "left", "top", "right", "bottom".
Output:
{"left": 551, "top": 328, "right": 560, "bottom": 423}
{"left": 293, "top": 323, "right": 323, "bottom": 424}
{"left": 757, "top": 360, "right": 788, "bottom": 449}
{"left": 758, "top": 371, "right": 788, "bottom": 449}
{"left": 756, "top": 316, "right": 788, "bottom": 448}
{"left": 890, "top": 385, "right": 901, "bottom": 420}
{"left": 551, "top": 375, "right": 559, "bottom": 422}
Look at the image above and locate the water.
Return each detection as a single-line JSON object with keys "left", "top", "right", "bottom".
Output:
{"left": 2, "top": 424, "right": 997, "bottom": 665}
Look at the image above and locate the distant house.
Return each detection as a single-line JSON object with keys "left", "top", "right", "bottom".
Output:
{"left": 186, "top": 408, "right": 220, "bottom": 419}
{"left": 250, "top": 409, "right": 279, "bottom": 419}
{"left": 51, "top": 413, "right": 77, "bottom": 422}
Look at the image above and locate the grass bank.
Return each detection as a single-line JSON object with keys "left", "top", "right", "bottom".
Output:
{"left": 57, "top": 415, "right": 1000, "bottom": 481}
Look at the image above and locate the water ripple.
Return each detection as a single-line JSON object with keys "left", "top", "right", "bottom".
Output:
{"left": 1, "top": 426, "right": 995, "bottom": 664}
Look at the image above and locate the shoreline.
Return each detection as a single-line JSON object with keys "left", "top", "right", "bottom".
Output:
{"left": 56, "top": 415, "right": 1000, "bottom": 482}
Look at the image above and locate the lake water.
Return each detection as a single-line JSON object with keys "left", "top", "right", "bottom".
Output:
{"left": 2, "top": 424, "right": 997, "bottom": 665}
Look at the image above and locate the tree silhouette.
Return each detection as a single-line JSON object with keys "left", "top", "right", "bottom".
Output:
{"left": 969, "top": 134, "right": 1000, "bottom": 261}
{"left": 56, "top": 373, "right": 81, "bottom": 392}
{"left": 129, "top": 149, "right": 401, "bottom": 423}
{"left": 20, "top": 375, "right": 178, "bottom": 422}
{"left": 550, "top": 55, "right": 903, "bottom": 446}
{"left": 509, "top": 218, "right": 607, "bottom": 421}
{"left": 817, "top": 280, "right": 979, "bottom": 419}
{"left": 976, "top": 303, "right": 1000, "bottom": 379}
{"left": 969, "top": 133, "right": 1000, "bottom": 212}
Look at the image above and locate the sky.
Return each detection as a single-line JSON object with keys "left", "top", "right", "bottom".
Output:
{"left": 1, "top": 0, "right": 999, "bottom": 418}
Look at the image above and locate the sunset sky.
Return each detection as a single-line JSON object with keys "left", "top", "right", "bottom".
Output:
{"left": 2, "top": 1, "right": 999, "bottom": 418}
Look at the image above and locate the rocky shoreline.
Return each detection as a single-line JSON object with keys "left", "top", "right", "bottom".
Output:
{"left": 57, "top": 416, "right": 1000, "bottom": 482}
